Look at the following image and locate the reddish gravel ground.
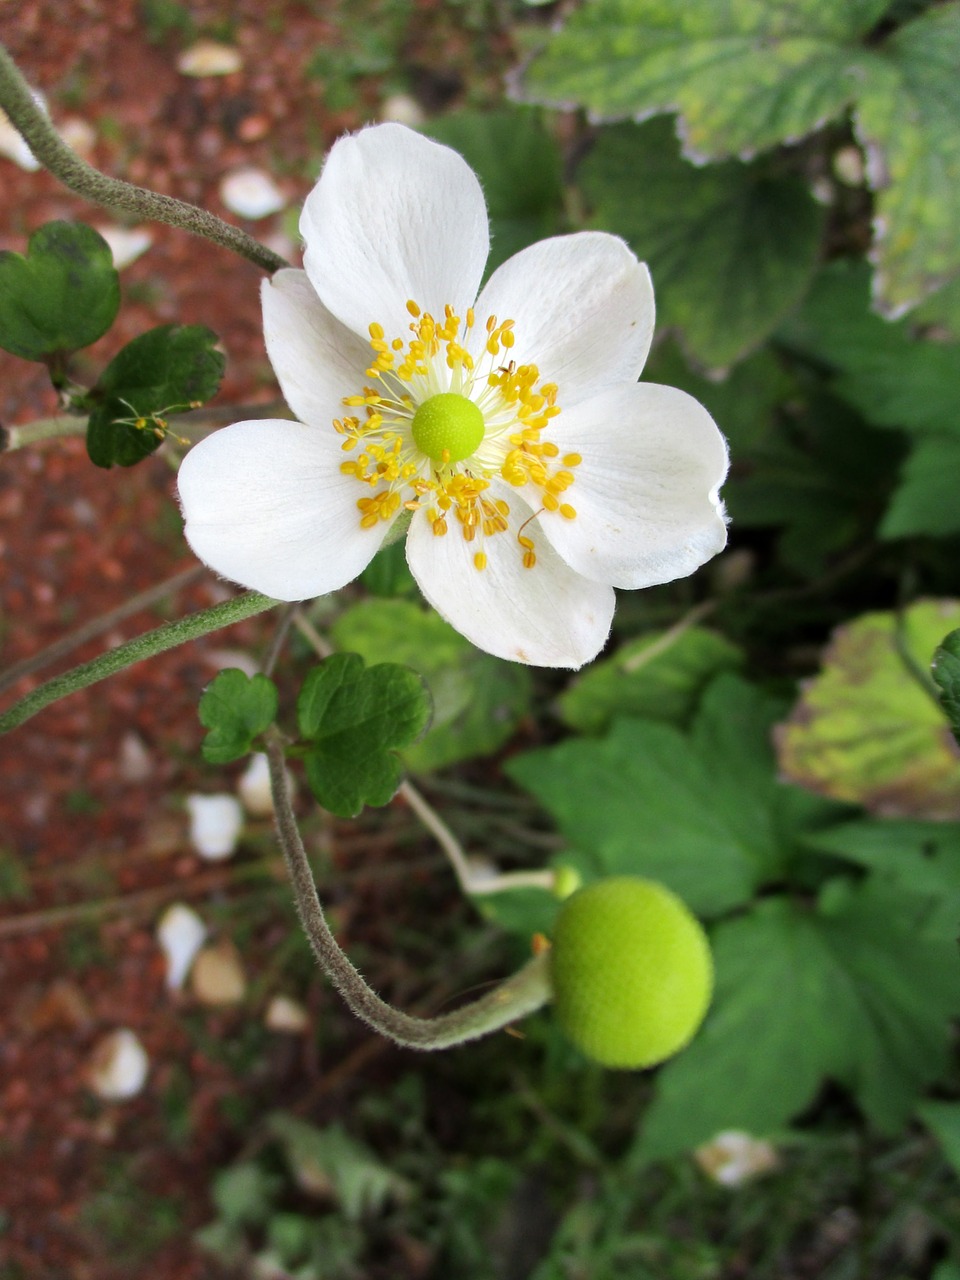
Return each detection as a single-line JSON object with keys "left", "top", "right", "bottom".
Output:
{"left": 0, "top": 4, "right": 504, "bottom": 1275}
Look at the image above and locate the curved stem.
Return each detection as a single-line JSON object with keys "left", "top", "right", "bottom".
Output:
{"left": 265, "top": 731, "right": 553, "bottom": 1051}
{"left": 0, "top": 43, "right": 287, "bottom": 275}
{"left": 0, "top": 589, "right": 278, "bottom": 734}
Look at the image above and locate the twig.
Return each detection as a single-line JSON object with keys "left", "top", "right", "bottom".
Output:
{"left": 0, "top": 414, "right": 87, "bottom": 451}
{"left": 0, "top": 42, "right": 287, "bottom": 275}
{"left": 265, "top": 730, "right": 553, "bottom": 1051}
{"left": 0, "top": 590, "right": 279, "bottom": 734}
{"left": 0, "top": 564, "right": 206, "bottom": 697}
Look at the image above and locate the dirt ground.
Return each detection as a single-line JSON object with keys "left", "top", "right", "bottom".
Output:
{"left": 0, "top": 3, "right": 489, "bottom": 1275}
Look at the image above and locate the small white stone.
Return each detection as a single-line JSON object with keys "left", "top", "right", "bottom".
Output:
{"left": 97, "top": 225, "right": 153, "bottom": 270}
{"left": 191, "top": 939, "right": 247, "bottom": 1005}
{"left": 118, "top": 730, "right": 152, "bottom": 782}
{"left": 186, "top": 793, "right": 244, "bottom": 860}
{"left": 58, "top": 117, "right": 96, "bottom": 159}
{"left": 205, "top": 649, "right": 260, "bottom": 678}
{"left": 156, "top": 903, "right": 207, "bottom": 990}
{"left": 264, "top": 994, "right": 310, "bottom": 1033}
{"left": 833, "top": 145, "right": 865, "bottom": 187}
{"left": 177, "top": 40, "right": 243, "bottom": 77}
{"left": 220, "top": 167, "right": 286, "bottom": 220}
{"left": 694, "top": 1130, "right": 779, "bottom": 1187}
{"left": 0, "top": 102, "right": 42, "bottom": 170}
{"left": 87, "top": 1029, "right": 149, "bottom": 1100}
{"left": 237, "top": 752, "right": 274, "bottom": 816}
{"left": 378, "top": 94, "right": 425, "bottom": 127}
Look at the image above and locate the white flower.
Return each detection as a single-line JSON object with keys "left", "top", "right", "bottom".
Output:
{"left": 178, "top": 124, "right": 728, "bottom": 668}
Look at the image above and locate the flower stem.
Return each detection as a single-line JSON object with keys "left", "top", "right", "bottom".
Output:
{"left": 0, "top": 414, "right": 88, "bottom": 451}
{"left": 0, "top": 42, "right": 288, "bottom": 275}
{"left": 0, "top": 590, "right": 278, "bottom": 734}
{"left": 265, "top": 731, "right": 553, "bottom": 1050}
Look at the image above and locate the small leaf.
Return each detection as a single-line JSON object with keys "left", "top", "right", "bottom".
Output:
{"left": 776, "top": 600, "right": 960, "bottom": 819}
{"left": 198, "top": 669, "right": 279, "bottom": 764}
{"left": 558, "top": 625, "right": 743, "bottom": 735}
{"left": 933, "top": 629, "right": 960, "bottom": 746}
{"left": 579, "top": 120, "right": 824, "bottom": 368}
{"left": 0, "top": 221, "right": 119, "bottom": 361}
{"left": 297, "top": 653, "right": 431, "bottom": 818}
{"left": 85, "top": 323, "right": 225, "bottom": 468}
{"left": 330, "top": 599, "right": 530, "bottom": 771}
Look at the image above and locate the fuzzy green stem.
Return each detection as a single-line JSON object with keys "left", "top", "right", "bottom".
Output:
{"left": 0, "top": 43, "right": 287, "bottom": 275}
{"left": 0, "top": 414, "right": 87, "bottom": 451}
{"left": 0, "top": 590, "right": 278, "bottom": 734}
{"left": 265, "top": 731, "right": 553, "bottom": 1050}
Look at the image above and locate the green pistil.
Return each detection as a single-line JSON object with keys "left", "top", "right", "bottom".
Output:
{"left": 411, "top": 392, "right": 484, "bottom": 464}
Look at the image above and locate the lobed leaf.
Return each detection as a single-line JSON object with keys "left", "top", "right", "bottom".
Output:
{"left": 198, "top": 669, "right": 279, "bottom": 765}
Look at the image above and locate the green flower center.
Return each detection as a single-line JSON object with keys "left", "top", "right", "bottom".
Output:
{"left": 411, "top": 392, "right": 485, "bottom": 464}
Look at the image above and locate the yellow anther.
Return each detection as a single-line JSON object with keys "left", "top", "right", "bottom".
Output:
{"left": 522, "top": 550, "right": 537, "bottom": 569}
{"left": 474, "top": 551, "right": 487, "bottom": 571}
{"left": 501, "top": 329, "right": 515, "bottom": 349}
{"left": 466, "top": 307, "right": 475, "bottom": 329}
{"left": 560, "top": 504, "right": 577, "bottom": 520}
{"left": 563, "top": 453, "right": 582, "bottom": 467}
{"left": 406, "top": 299, "right": 421, "bottom": 317}
{"left": 369, "top": 322, "right": 384, "bottom": 339}
{"left": 518, "top": 535, "right": 535, "bottom": 551}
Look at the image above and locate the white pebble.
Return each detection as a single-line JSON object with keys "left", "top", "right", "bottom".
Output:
{"left": 97, "top": 225, "right": 153, "bottom": 270}
{"left": 186, "top": 793, "right": 244, "bottom": 860}
{"left": 177, "top": 40, "right": 243, "bottom": 77}
{"left": 87, "top": 1029, "right": 149, "bottom": 1100}
{"left": 156, "top": 903, "right": 207, "bottom": 990}
{"left": 265, "top": 994, "right": 309, "bottom": 1033}
{"left": 220, "top": 167, "right": 286, "bottom": 220}
{"left": 694, "top": 1130, "right": 778, "bottom": 1187}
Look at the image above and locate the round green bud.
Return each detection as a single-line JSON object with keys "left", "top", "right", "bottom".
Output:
{"left": 552, "top": 865, "right": 583, "bottom": 901}
{"left": 549, "top": 877, "right": 713, "bottom": 1069}
{"left": 411, "top": 392, "right": 485, "bottom": 464}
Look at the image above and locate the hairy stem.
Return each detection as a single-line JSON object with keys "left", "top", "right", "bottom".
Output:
{"left": 265, "top": 731, "right": 553, "bottom": 1050}
{"left": 0, "top": 42, "right": 287, "bottom": 275}
{"left": 0, "top": 590, "right": 278, "bottom": 734}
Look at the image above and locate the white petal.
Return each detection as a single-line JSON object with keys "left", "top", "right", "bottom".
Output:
{"left": 301, "top": 123, "right": 489, "bottom": 342}
{"left": 532, "top": 384, "right": 729, "bottom": 590}
{"left": 262, "top": 269, "right": 370, "bottom": 428}
{"left": 405, "top": 490, "right": 615, "bottom": 668}
{"left": 178, "top": 419, "right": 390, "bottom": 600}
{"left": 469, "top": 233, "right": 655, "bottom": 403}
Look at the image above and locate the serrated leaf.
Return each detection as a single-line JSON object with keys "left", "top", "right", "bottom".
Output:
{"left": 0, "top": 221, "right": 119, "bottom": 361}
{"left": 579, "top": 120, "right": 824, "bottom": 368}
{"left": 853, "top": 5, "right": 960, "bottom": 314}
{"left": 933, "top": 629, "right": 960, "bottom": 746}
{"left": 421, "top": 109, "right": 563, "bottom": 276}
{"left": 558, "top": 625, "right": 743, "bottom": 734}
{"left": 777, "top": 260, "right": 960, "bottom": 435}
{"left": 518, "top": 0, "right": 884, "bottom": 160}
{"left": 85, "top": 323, "right": 225, "bottom": 468}
{"left": 777, "top": 600, "right": 960, "bottom": 819}
{"left": 507, "top": 675, "right": 843, "bottom": 916}
{"left": 198, "top": 669, "right": 279, "bottom": 764}
{"left": 330, "top": 599, "right": 530, "bottom": 772}
{"left": 296, "top": 652, "right": 431, "bottom": 818}
{"left": 639, "top": 882, "right": 960, "bottom": 1159}
{"left": 881, "top": 435, "right": 960, "bottom": 540}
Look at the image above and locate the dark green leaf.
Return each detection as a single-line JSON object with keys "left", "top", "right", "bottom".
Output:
{"left": 330, "top": 599, "right": 530, "bottom": 772}
{"left": 933, "top": 629, "right": 960, "bottom": 746}
{"left": 421, "top": 109, "right": 564, "bottom": 276}
{"left": 881, "top": 435, "right": 960, "bottom": 540}
{"left": 579, "top": 121, "right": 824, "bottom": 368}
{"left": 198, "top": 669, "right": 279, "bottom": 764}
{"left": 297, "top": 653, "right": 431, "bottom": 818}
{"left": 639, "top": 880, "right": 960, "bottom": 1159}
{"left": 0, "top": 221, "right": 119, "bottom": 361}
{"left": 507, "top": 675, "right": 842, "bottom": 916}
{"left": 918, "top": 1101, "right": 960, "bottom": 1177}
{"left": 85, "top": 323, "right": 225, "bottom": 468}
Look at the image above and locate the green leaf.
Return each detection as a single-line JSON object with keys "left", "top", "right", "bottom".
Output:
{"left": 558, "top": 625, "right": 743, "bottom": 735}
{"left": 639, "top": 881, "right": 960, "bottom": 1159}
{"left": 0, "top": 221, "right": 119, "bottom": 361}
{"left": 519, "top": 0, "right": 884, "bottom": 160}
{"left": 918, "top": 1101, "right": 960, "bottom": 1177}
{"left": 210, "top": 1162, "right": 280, "bottom": 1228}
{"left": 330, "top": 599, "right": 530, "bottom": 772}
{"left": 84, "top": 323, "right": 225, "bottom": 468}
{"left": 777, "top": 600, "right": 960, "bottom": 819}
{"left": 421, "top": 109, "right": 563, "bottom": 276}
{"left": 507, "top": 675, "right": 842, "bottom": 916}
{"left": 853, "top": 5, "right": 960, "bottom": 314}
{"left": 802, "top": 817, "right": 960, "bottom": 941}
{"left": 198, "top": 669, "right": 279, "bottom": 765}
{"left": 881, "top": 435, "right": 960, "bottom": 539}
{"left": 579, "top": 120, "right": 824, "bottom": 368}
{"left": 268, "top": 1115, "right": 409, "bottom": 1222}
{"left": 777, "top": 260, "right": 960, "bottom": 435}
{"left": 296, "top": 652, "right": 431, "bottom": 818}
{"left": 933, "top": 629, "right": 960, "bottom": 745}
